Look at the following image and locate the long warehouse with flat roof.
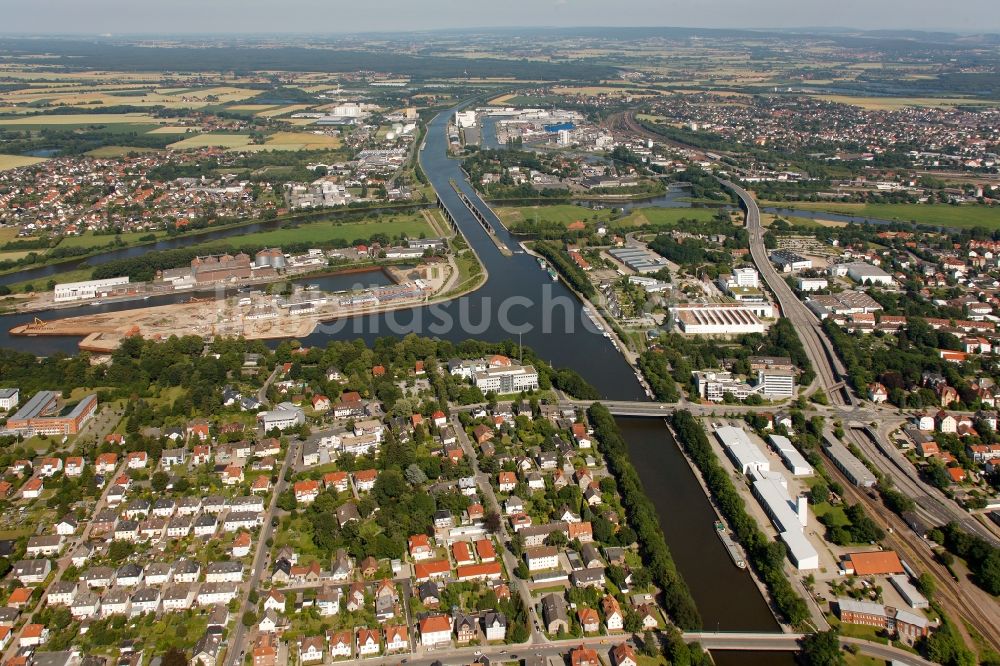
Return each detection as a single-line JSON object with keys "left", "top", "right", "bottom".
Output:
{"left": 823, "top": 435, "right": 877, "bottom": 487}
{"left": 670, "top": 304, "right": 767, "bottom": 335}
{"left": 750, "top": 468, "right": 819, "bottom": 570}
{"left": 768, "top": 434, "right": 814, "bottom": 476}
{"left": 716, "top": 425, "right": 770, "bottom": 475}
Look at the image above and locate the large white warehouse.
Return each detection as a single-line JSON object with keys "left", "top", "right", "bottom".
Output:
{"left": 768, "top": 434, "right": 814, "bottom": 476}
{"left": 671, "top": 304, "right": 766, "bottom": 335}
{"left": 54, "top": 277, "right": 130, "bottom": 303}
{"left": 715, "top": 425, "right": 770, "bottom": 475}
{"left": 750, "top": 468, "right": 819, "bottom": 571}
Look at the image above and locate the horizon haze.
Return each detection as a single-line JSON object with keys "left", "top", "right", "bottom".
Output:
{"left": 2, "top": 0, "right": 999, "bottom": 35}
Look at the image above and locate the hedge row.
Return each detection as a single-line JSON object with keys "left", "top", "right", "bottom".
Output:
{"left": 587, "top": 403, "right": 701, "bottom": 629}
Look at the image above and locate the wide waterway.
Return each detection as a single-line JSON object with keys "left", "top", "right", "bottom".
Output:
{"left": 2, "top": 104, "right": 790, "bottom": 653}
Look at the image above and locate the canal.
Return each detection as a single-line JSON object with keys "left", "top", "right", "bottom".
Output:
{"left": 2, "top": 104, "right": 791, "bottom": 654}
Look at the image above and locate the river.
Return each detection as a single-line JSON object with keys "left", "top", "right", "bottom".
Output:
{"left": 2, "top": 103, "right": 792, "bottom": 657}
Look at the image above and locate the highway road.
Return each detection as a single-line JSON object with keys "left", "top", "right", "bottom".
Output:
{"left": 720, "top": 180, "right": 852, "bottom": 408}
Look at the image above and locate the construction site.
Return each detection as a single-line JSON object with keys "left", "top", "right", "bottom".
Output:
{"left": 10, "top": 260, "right": 456, "bottom": 352}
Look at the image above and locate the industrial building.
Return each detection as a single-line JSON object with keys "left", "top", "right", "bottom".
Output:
{"left": 53, "top": 277, "right": 130, "bottom": 303}
{"left": 769, "top": 250, "right": 812, "bottom": 272}
{"left": 5, "top": 391, "right": 98, "bottom": 436}
{"left": 715, "top": 426, "right": 770, "bottom": 475}
{"left": 806, "top": 291, "right": 883, "bottom": 319}
{"left": 796, "top": 276, "right": 829, "bottom": 292}
{"left": 255, "top": 248, "right": 286, "bottom": 270}
{"left": 836, "top": 598, "right": 930, "bottom": 641}
{"left": 749, "top": 467, "right": 819, "bottom": 570}
{"left": 831, "top": 262, "right": 895, "bottom": 287}
{"left": 191, "top": 253, "right": 253, "bottom": 283}
{"left": 890, "top": 575, "right": 930, "bottom": 610}
{"left": 767, "top": 435, "right": 813, "bottom": 476}
{"left": 455, "top": 110, "right": 477, "bottom": 128}
{"left": 823, "top": 435, "right": 877, "bottom": 487}
{"left": 845, "top": 550, "right": 905, "bottom": 576}
{"left": 670, "top": 304, "right": 767, "bottom": 335}
{"left": 608, "top": 246, "right": 670, "bottom": 275}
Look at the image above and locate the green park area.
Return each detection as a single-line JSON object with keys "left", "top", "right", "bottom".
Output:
{"left": 765, "top": 202, "right": 1000, "bottom": 230}
{"left": 206, "top": 213, "right": 432, "bottom": 249}
{"left": 497, "top": 204, "right": 721, "bottom": 230}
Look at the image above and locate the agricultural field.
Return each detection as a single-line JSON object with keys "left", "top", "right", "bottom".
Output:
{"left": 765, "top": 202, "right": 1000, "bottom": 229}
{"left": 147, "top": 126, "right": 199, "bottom": 134}
{"left": 167, "top": 132, "right": 254, "bottom": 150}
{"left": 0, "top": 113, "right": 167, "bottom": 126}
{"left": 255, "top": 104, "right": 314, "bottom": 117}
{"left": 225, "top": 104, "right": 278, "bottom": 112}
{"left": 85, "top": 145, "right": 163, "bottom": 157}
{"left": 810, "top": 95, "right": 1000, "bottom": 110}
{"left": 0, "top": 154, "right": 46, "bottom": 171}
{"left": 254, "top": 131, "right": 342, "bottom": 151}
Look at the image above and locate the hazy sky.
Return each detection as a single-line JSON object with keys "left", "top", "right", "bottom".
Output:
{"left": 2, "top": 0, "right": 998, "bottom": 35}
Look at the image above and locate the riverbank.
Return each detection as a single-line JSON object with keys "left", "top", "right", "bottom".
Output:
{"left": 9, "top": 255, "right": 490, "bottom": 350}
{"left": 8, "top": 263, "right": 404, "bottom": 316}
{"left": 662, "top": 414, "right": 793, "bottom": 631}
{"left": 0, "top": 201, "right": 436, "bottom": 286}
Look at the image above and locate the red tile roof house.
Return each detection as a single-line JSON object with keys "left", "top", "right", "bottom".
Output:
{"left": 409, "top": 534, "right": 433, "bottom": 561}
{"left": 294, "top": 480, "right": 320, "bottom": 504}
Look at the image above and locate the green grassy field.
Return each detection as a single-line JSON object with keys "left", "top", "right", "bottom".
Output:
{"left": 618, "top": 207, "right": 721, "bottom": 227}
{"left": 498, "top": 204, "right": 720, "bottom": 229}
{"left": 497, "top": 204, "right": 616, "bottom": 226}
{"left": 57, "top": 230, "right": 164, "bottom": 249}
{"left": 764, "top": 202, "right": 1000, "bottom": 229}
{"left": 207, "top": 214, "right": 432, "bottom": 249}
{"left": 812, "top": 501, "right": 850, "bottom": 527}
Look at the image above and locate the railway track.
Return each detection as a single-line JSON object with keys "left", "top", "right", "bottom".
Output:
{"left": 822, "top": 446, "right": 1000, "bottom": 654}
